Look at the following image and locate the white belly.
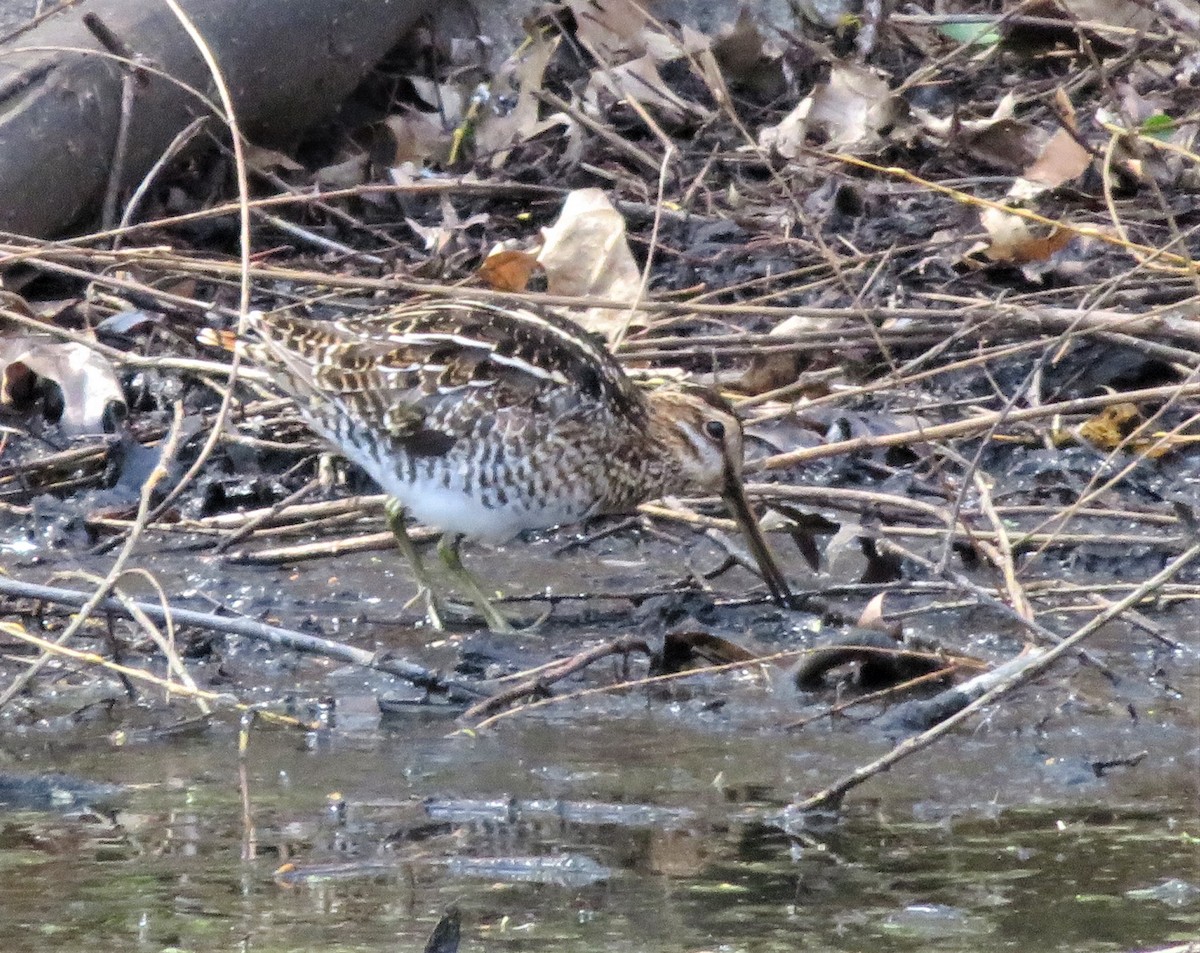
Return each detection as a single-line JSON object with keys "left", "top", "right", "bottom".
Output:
{"left": 363, "top": 457, "right": 592, "bottom": 544}
{"left": 330, "top": 415, "right": 600, "bottom": 543}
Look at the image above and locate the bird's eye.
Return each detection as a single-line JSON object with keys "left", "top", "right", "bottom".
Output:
{"left": 704, "top": 420, "right": 726, "bottom": 440}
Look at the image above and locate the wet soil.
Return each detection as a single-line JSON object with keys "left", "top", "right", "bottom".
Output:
{"left": 0, "top": 524, "right": 1196, "bottom": 953}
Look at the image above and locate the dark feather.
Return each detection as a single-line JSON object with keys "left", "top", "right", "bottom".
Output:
{"left": 318, "top": 298, "right": 644, "bottom": 420}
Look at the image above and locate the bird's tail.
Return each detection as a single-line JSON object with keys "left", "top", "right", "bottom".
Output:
{"left": 195, "top": 326, "right": 239, "bottom": 352}
{"left": 196, "top": 311, "right": 269, "bottom": 358}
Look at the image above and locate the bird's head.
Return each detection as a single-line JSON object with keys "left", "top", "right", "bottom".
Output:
{"left": 646, "top": 386, "right": 746, "bottom": 495}
{"left": 646, "top": 385, "right": 793, "bottom": 607}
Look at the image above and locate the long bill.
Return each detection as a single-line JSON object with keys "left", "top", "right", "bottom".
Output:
{"left": 720, "top": 468, "right": 794, "bottom": 608}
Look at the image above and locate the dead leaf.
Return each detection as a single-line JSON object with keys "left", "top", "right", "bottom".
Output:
{"left": 1057, "top": 0, "right": 1158, "bottom": 31}
{"left": 759, "top": 62, "right": 899, "bottom": 156}
{"left": 567, "top": 0, "right": 651, "bottom": 62}
{"left": 915, "top": 93, "right": 1049, "bottom": 172}
{"left": 0, "top": 336, "right": 125, "bottom": 435}
{"left": 408, "top": 77, "right": 467, "bottom": 127}
{"left": 479, "top": 247, "right": 543, "bottom": 292}
{"left": 380, "top": 110, "right": 449, "bottom": 167}
{"left": 587, "top": 53, "right": 707, "bottom": 125}
{"left": 0, "top": 290, "right": 37, "bottom": 319}
{"left": 688, "top": 32, "right": 733, "bottom": 112}
{"left": 406, "top": 195, "right": 489, "bottom": 255}
{"left": 712, "top": 8, "right": 789, "bottom": 100}
{"left": 244, "top": 144, "right": 304, "bottom": 174}
{"left": 535, "top": 188, "right": 644, "bottom": 338}
{"left": 474, "top": 33, "right": 562, "bottom": 167}
{"left": 657, "top": 630, "right": 763, "bottom": 675}
{"left": 735, "top": 314, "right": 837, "bottom": 395}
{"left": 1024, "top": 127, "right": 1093, "bottom": 188}
{"left": 972, "top": 207, "right": 1074, "bottom": 263}
{"left": 914, "top": 91, "right": 1017, "bottom": 139}
{"left": 857, "top": 593, "right": 889, "bottom": 631}
{"left": 738, "top": 352, "right": 803, "bottom": 396}
{"left": 314, "top": 154, "right": 370, "bottom": 189}
{"left": 963, "top": 117, "right": 1044, "bottom": 171}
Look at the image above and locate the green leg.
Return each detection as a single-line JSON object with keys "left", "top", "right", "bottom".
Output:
{"left": 436, "top": 533, "right": 516, "bottom": 634}
{"left": 385, "top": 499, "right": 447, "bottom": 631}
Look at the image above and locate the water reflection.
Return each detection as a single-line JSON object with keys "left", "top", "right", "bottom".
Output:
{"left": 0, "top": 706, "right": 1195, "bottom": 953}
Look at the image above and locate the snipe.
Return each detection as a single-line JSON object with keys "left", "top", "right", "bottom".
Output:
{"left": 233, "top": 297, "right": 793, "bottom": 630}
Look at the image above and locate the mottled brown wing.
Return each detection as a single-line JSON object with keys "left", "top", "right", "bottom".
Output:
{"left": 246, "top": 311, "right": 441, "bottom": 449}
{"left": 247, "top": 299, "right": 643, "bottom": 456}
{"left": 336, "top": 297, "right": 645, "bottom": 420}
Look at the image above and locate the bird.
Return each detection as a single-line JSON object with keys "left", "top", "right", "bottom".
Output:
{"left": 222, "top": 297, "right": 793, "bottom": 631}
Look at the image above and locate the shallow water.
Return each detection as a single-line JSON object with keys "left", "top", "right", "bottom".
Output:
{"left": 1, "top": 667, "right": 1196, "bottom": 953}
{"left": 1, "top": 526, "right": 1198, "bottom": 953}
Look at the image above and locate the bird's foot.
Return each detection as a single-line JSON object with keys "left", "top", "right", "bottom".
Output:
{"left": 460, "top": 598, "right": 551, "bottom": 635}
{"left": 402, "top": 586, "right": 444, "bottom": 631}
{"left": 436, "top": 534, "right": 550, "bottom": 634}
{"left": 402, "top": 587, "right": 488, "bottom": 631}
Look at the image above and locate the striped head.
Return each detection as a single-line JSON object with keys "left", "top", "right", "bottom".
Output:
{"left": 645, "top": 385, "right": 794, "bottom": 607}
{"left": 645, "top": 387, "right": 746, "bottom": 497}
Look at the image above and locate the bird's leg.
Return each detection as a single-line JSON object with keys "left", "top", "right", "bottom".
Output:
{"left": 436, "top": 533, "right": 517, "bottom": 634}
{"left": 385, "top": 498, "right": 447, "bottom": 630}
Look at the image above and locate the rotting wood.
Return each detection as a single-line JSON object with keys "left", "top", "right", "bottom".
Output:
{"left": 0, "top": 0, "right": 438, "bottom": 238}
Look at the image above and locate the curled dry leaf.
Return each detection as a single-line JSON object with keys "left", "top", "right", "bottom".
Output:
{"left": 914, "top": 90, "right": 1016, "bottom": 138}
{"left": 586, "top": 53, "right": 708, "bottom": 125}
{"left": 0, "top": 336, "right": 125, "bottom": 435}
{"left": 915, "top": 93, "right": 1048, "bottom": 172}
{"left": 244, "top": 143, "right": 304, "bottom": 174}
{"left": 381, "top": 110, "right": 450, "bottom": 167}
{"left": 856, "top": 592, "right": 889, "bottom": 631}
{"left": 406, "top": 195, "right": 489, "bottom": 255}
{"left": 314, "top": 153, "right": 370, "bottom": 189}
{"left": 712, "top": 7, "right": 790, "bottom": 100}
{"left": 478, "top": 247, "right": 543, "bottom": 292}
{"left": 972, "top": 207, "right": 1073, "bottom": 264}
{"left": 535, "top": 188, "right": 643, "bottom": 338}
{"left": 962, "top": 117, "right": 1043, "bottom": 171}
{"left": 567, "top": 0, "right": 651, "bottom": 62}
{"left": 565, "top": 1, "right": 716, "bottom": 126}
{"left": 759, "top": 62, "right": 900, "bottom": 156}
{"left": 474, "top": 33, "right": 562, "bottom": 167}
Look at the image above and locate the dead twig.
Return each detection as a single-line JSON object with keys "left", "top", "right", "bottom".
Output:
{"left": 794, "top": 539, "right": 1200, "bottom": 811}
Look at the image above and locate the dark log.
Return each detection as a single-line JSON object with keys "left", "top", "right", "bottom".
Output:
{"left": 0, "top": 0, "right": 437, "bottom": 238}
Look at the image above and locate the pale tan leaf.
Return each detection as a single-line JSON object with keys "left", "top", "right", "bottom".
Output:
{"left": 244, "top": 143, "right": 304, "bottom": 174}
{"left": 857, "top": 593, "right": 888, "bottom": 631}
{"left": 0, "top": 336, "right": 125, "bottom": 435}
{"left": 381, "top": 110, "right": 449, "bottom": 166}
{"left": 1024, "top": 127, "right": 1093, "bottom": 188}
{"left": 759, "top": 63, "right": 899, "bottom": 156}
{"left": 313, "top": 154, "right": 369, "bottom": 189}
{"left": 474, "top": 34, "right": 561, "bottom": 167}
{"left": 566, "top": 0, "right": 650, "bottom": 62}
{"left": 587, "top": 53, "right": 706, "bottom": 124}
{"left": 535, "top": 188, "right": 643, "bottom": 338}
